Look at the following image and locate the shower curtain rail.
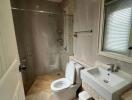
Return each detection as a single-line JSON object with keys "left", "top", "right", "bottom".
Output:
{"left": 12, "top": 7, "right": 58, "bottom": 15}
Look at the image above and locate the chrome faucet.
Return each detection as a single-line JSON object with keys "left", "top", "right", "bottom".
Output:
{"left": 107, "top": 64, "right": 115, "bottom": 72}
{"left": 107, "top": 64, "right": 120, "bottom": 72}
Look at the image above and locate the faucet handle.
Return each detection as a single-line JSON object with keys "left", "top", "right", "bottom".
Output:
{"left": 114, "top": 66, "right": 120, "bottom": 72}
{"left": 107, "top": 64, "right": 115, "bottom": 72}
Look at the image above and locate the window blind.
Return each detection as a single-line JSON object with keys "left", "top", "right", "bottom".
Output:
{"left": 103, "top": 7, "right": 132, "bottom": 54}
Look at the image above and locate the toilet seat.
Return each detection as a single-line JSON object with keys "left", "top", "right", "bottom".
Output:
{"left": 51, "top": 78, "right": 72, "bottom": 92}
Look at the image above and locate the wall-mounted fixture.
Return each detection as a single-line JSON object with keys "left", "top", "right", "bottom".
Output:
{"left": 57, "top": 38, "right": 63, "bottom": 46}
{"left": 48, "top": 0, "right": 63, "bottom": 3}
{"left": 73, "top": 30, "right": 93, "bottom": 38}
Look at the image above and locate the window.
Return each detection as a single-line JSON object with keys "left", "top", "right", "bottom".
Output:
{"left": 103, "top": 0, "right": 132, "bottom": 56}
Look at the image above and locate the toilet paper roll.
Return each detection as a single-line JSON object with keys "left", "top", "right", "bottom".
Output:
{"left": 79, "top": 91, "right": 94, "bottom": 100}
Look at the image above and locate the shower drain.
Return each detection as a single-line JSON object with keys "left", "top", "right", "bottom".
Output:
{"left": 57, "top": 73, "right": 61, "bottom": 76}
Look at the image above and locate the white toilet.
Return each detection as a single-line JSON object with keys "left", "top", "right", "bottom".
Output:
{"left": 51, "top": 60, "right": 84, "bottom": 100}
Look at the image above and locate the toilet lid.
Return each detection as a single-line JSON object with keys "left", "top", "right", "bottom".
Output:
{"left": 51, "top": 78, "right": 72, "bottom": 91}
{"left": 65, "top": 61, "right": 75, "bottom": 84}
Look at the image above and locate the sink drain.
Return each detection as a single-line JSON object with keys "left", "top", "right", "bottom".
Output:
{"left": 103, "top": 79, "right": 109, "bottom": 83}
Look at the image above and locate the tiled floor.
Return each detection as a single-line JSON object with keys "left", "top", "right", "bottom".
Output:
{"left": 26, "top": 71, "right": 64, "bottom": 100}
{"left": 25, "top": 70, "right": 132, "bottom": 100}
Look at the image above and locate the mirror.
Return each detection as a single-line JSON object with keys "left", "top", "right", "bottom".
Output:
{"left": 99, "top": 0, "right": 132, "bottom": 63}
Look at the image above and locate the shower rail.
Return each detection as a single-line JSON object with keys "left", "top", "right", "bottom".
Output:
{"left": 12, "top": 7, "right": 58, "bottom": 15}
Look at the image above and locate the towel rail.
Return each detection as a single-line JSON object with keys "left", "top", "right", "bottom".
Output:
{"left": 74, "top": 30, "right": 93, "bottom": 37}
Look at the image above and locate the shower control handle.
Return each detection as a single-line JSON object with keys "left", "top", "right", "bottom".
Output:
{"left": 19, "top": 64, "right": 27, "bottom": 72}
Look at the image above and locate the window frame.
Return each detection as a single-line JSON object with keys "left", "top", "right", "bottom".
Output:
{"left": 98, "top": 0, "right": 132, "bottom": 63}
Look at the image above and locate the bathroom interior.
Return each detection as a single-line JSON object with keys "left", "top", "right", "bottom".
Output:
{"left": 0, "top": 0, "right": 132, "bottom": 100}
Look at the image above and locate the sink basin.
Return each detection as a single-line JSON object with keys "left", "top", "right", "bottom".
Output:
{"left": 88, "top": 67, "right": 124, "bottom": 87}
{"left": 81, "top": 62, "right": 132, "bottom": 100}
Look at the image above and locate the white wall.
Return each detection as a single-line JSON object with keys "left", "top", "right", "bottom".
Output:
{"left": 73, "top": 0, "right": 132, "bottom": 74}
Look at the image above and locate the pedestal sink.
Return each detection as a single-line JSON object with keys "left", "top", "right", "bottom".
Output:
{"left": 81, "top": 62, "right": 132, "bottom": 100}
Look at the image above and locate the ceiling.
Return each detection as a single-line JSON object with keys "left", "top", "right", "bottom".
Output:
{"left": 48, "top": 0, "right": 63, "bottom": 3}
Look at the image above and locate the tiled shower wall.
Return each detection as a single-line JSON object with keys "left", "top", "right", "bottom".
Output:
{"left": 11, "top": 0, "right": 63, "bottom": 92}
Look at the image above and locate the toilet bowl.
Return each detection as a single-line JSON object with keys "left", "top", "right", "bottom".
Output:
{"left": 51, "top": 60, "right": 84, "bottom": 100}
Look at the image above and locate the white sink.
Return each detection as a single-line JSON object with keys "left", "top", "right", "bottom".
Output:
{"left": 81, "top": 62, "right": 132, "bottom": 100}
{"left": 88, "top": 67, "right": 124, "bottom": 87}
